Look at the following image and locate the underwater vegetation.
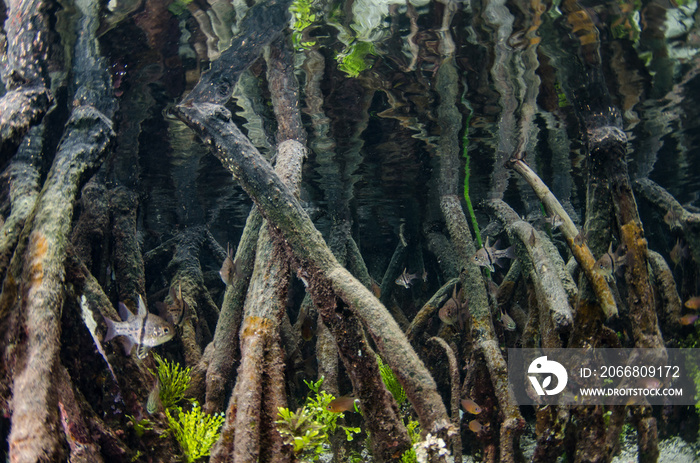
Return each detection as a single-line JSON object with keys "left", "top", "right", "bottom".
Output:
{"left": 0, "top": 0, "right": 700, "bottom": 461}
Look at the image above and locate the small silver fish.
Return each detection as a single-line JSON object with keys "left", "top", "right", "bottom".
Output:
{"left": 544, "top": 214, "right": 563, "bottom": 230}
{"left": 594, "top": 243, "right": 627, "bottom": 280}
{"left": 104, "top": 295, "right": 175, "bottom": 359}
{"left": 664, "top": 210, "right": 682, "bottom": 229}
{"left": 220, "top": 242, "right": 241, "bottom": 286}
{"left": 395, "top": 268, "right": 420, "bottom": 288}
{"left": 471, "top": 237, "right": 516, "bottom": 272}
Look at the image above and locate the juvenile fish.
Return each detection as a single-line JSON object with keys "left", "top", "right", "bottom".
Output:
{"left": 500, "top": 309, "right": 516, "bottom": 331}
{"left": 438, "top": 285, "right": 467, "bottom": 329}
{"left": 220, "top": 242, "right": 242, "bottom": 286}
{"left": 684, "top": 296, "right": 700, "bottom": 310}
{"left": 471, "top": 237, "right": 515, "bottom": 272}
{"left": 327, "top": 396, "right": 359, "bottom": 413}
{"left": 670, "top": 238, "right": 689, "bottom": 266}
{"left": 155, "top": 284, "right": 188, "bottom": 326}
{"left": 104, "top": 295, "right": 175, "bottom": 359}
{"left": 468, "top": 420, "right": 484, "bottom": 434}
{"left": 544, "top": 213, "right": 564, "bottom": 230}
{"left": 664, "top": 210, "right": 682, "bottom": 229}
{"left": 395, "top": 268, "right": 420, "bottom": 288}
{"left": 461, "top": 398, "right": 482, "bottom": 415}
{"left": 680, "top": 314, "right": 698, "bottom": 326}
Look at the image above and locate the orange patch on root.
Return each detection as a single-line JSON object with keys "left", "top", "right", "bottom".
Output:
{"left": 27, "top": 231, "right": 48, "bottom": 285}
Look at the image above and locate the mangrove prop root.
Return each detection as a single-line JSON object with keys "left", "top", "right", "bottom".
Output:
{"left": 259, "top": 333, "right": 293, "bottom": 463}
{"left": 9, "top": 102, "right": 114, "bottom": 463}
{"left": 322, "top": 296, "right": 411, "bottom": 461}
{"left": 647, "top": 250, "right": 682, "bottom": 330}
{"left": 203, "top": 208, "right": 261, "bottom": 414}
{"left": 224, "top": 130, "right": 304, "bottom": 461}
{"left": 405, "top": 278, "right": 459, "bottom": 343}
{"left": 110, "top": 187, "right": 146, "bottom": 301}
{"left": 56, "top": 365, "right": 105, "bottom": 463}
{"left": 619, "top": 222, "right": 664, "bottom": 349}
{"left": 440, "top": 195, "right": 524, "bottom": 461}
{"left": 509, "top": 159, "right": 618, "bottom": 318}
{"left": 173, "top": 102, "right": 450, "bottom": 433}
{"left": 428, "top": 337, "right": 462, "bottom": 463}
{"left": 490, "top": 200, "right": 574, "bottom": 333}
{"left": 0, "top": 123, "right": 43, "bottom": 283}
{"left": 595, "top": 126, "right": 664, "bottom": 350}
{"left": 635, "top": 178, "right": 700, "bottom": 266}
{"left": 632, "top": 406, "right": 659, "bottom": 463}
{"left": 0, "top": 0, "right": 54, "bottom": 162}
{"left": 6, "top": 0, "right": 116, "bottom": 458}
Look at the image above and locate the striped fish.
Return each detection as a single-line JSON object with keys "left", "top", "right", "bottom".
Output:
{"left": 104, "top": 295, "right": 175, "bottom": 359}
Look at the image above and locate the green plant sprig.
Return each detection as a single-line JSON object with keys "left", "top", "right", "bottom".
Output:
{"left": 165, "top": 402, "right": 224, "bottom": 463}
{"left": 149, "top": 352, "right": 191, "bottom": 410}
{"left": 376, "top": 355, "right": 406, "bottom": 405}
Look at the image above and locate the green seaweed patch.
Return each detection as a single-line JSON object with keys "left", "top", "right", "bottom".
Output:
{"left": 150, "top": 352, "right": 191, "bottom": 410}
{"left": 165, "top": 402, "right": 224, "bottom": 463}
{"left": 377, "top": 355, "right": 407, "bottom": 405}
{"left": 276, "top": 377, "right": 361, "bottom": 460}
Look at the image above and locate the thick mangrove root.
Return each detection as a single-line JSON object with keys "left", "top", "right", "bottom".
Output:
{"left": 647, "top": 250, "right": 682, "bottom": 330}
{"left": 635, "top": 178, "right": 700, "bottom": 269}
{"left": 440, "top": 193, "right": 524, "bottom": 461}
{"left": 0, "top": 123, "right": 43, "bottom": 282}
{"left": 509, "top": 158, "right": 618, "bottom": 318}
{"left": 0, "top": 0, "right": 53, "bottom": 162}
{"left": 490, "top": 199, "right": 574, "bottom": 333}
{"left": 0, "top": 0, "right": 116, "bottom": 459}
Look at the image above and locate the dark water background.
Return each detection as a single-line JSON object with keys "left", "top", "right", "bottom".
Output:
{"left": 88, "top": 0, "right": 700, "bottom": 292}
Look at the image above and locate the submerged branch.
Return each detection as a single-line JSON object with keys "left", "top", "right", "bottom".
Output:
{"left": 173, "top": 101, "right": 450, "bottom": 434}
{"left": 509, "top": 158, "right": 618, "bottom": 318}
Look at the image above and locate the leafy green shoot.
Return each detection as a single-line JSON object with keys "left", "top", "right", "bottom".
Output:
{"left": 165, "top": 402, "right": 224, "bottom": 463}
{"left": 149, "top": 352, "right": 191, "bottom": 410}
{"left": 126, "top": 415, "right": 153, "bottom": 438}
